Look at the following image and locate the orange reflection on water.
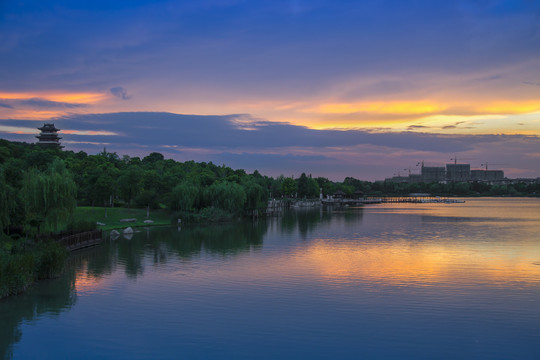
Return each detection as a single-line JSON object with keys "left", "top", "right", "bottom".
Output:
{"left": 290, "top": 240, "right": 540, "bottom": 287}
{"left": 73, "top": 260, "right": 109, "bottom": 295}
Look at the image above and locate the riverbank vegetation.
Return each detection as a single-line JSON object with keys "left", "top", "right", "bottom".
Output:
{"left": 0, "top": 138, "right": 539, "bottom": 297}
{"left": 1, "top": 138, "right": 539, "bottom": 239}
{"left": 0, "top": 240, "right": 67, "bottom": 298}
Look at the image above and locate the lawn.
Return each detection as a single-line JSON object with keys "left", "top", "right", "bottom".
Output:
{"left": 74, "top": 206, "right": 174, "bottom": 231}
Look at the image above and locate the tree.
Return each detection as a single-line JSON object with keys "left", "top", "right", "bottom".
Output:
{"left": 118, "top": 166, "right": 143, "bottom": 208}
{"left": 242, "top": 179, "right": 268, "bottom": 211}
{"left": 203, "top": 181, "right": 246, "bottom": 213}
{"left": 169, "top": 181, "right": 200, "bottom": 212}
{"left": 281, "top": 177, "right": 296, "bottom": 197}
{"left": 0, "top": 168, "right": 15, "bottom": 234}
{"left": 142, "top": 152, "right": 164, "bottom": 165}
{"left": 297, "top": 173, "right": 309, "bottom": 198}
{"left": 316, "top": 177, "right": 333, "bottom": 197}
{"left": 21, "top": 159, "right": 77, "bottom": 234}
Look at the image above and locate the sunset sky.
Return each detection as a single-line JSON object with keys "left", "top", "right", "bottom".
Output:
{"left": 1, "top": 0, "right": 540, "bottom": 180}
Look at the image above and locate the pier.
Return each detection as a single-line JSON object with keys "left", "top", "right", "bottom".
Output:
{"left": 364, "top": 195, "right": 463, "bottom": 203}
{"left": 321, "top": 198, "right": 382, "bottom": 206}
{"left": 59, "top": 230, "right": 103, "bottom": 251}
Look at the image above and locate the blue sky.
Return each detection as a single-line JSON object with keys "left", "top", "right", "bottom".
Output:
{"left": 1, "top": 0, "right": 540, "bottom": 180}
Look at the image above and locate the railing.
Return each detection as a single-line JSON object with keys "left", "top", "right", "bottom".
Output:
{"left": 59, "top": 230, "right": 103, "bottom": 251}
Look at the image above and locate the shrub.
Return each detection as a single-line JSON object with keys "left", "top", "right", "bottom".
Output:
{"left": 0, "top": 241, "right": 68, "bottom": 298}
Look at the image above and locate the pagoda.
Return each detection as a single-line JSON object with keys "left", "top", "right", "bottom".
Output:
{"left": 36, "top": 123, "right": 63, "bottom": 148}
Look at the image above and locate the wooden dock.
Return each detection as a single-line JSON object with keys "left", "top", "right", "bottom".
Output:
{"left": 59, "top": 230, "right": 103, "bottom": 251}
{"left": 321, "top": 198, "right": 382, "bottom": 206}
{"left": 363, "top": 196, "right": 458, "bottom": 203}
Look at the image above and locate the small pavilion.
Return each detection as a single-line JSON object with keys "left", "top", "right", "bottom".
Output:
{"left": 36, "top": 123, "right": 63, "bottom": 148}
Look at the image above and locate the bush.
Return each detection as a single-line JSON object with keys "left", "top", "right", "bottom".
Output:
{"left": 199, "top": 207, "right": 235, "bottom": 222}
{"left": 0, "top": 241, "right": 68, "bottom": 298}
{"left": 34, "top": 242, "right": 68, "bottom": 280}
{"left": 0, "top": 251, "right": 35, "bottom": 298}
{"left": 67, "top": 218, "right": 97, "bottom": 232}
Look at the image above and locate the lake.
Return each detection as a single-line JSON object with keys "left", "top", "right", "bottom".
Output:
{"left": 2, "top": 198, "right": 540, "bottom": 359}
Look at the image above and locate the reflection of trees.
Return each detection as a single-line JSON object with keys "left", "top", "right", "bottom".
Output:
{"left": 80, "top": 242, "right": 117, "bottom": 278}
{"left": 155, "top": 221, "right": 267, "bottom": 259}
{"left": 95, "top": 222, "right": 269, "bottom": 279}
{"left": 2, "top": 211, "right": 368, "bottom": 358}
{"left": 0, "top": 259, "right": 78, "bottom": 360}
{"left": 116, "top": 237, "right": 145, "bottom": 278}
{"left": 280, "top": 207, "right": 364, "bottom": 239}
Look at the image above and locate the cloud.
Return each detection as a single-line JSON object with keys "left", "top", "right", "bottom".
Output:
{"left": 407, "top": 125, "right": 431, "bottom": 130}
{"left": 0, "top": 112, "right": 533, "bottom": 154}
{"left": 43, "top": 112, "right": 477, "bottom": 152}
{"left": 20, "top": 97, "right": 87, "bottom": 108}
{"left": 1, "top": 112, "right": 539, "bottom": 180}
{"left": 110, "top": 87, "right": 131, "bottom": 100}
{"left": 0, "top": 97, "right": 86, "bottom": 109}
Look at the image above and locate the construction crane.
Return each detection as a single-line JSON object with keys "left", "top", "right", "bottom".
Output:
{"left": 481, "top": 162, "right": 506, "bottom": 170}
{"left": 450, "top": 157, "right": 475, "bottom": 165}
{"left": 404, "top": 167, "right": 413, "bottom": 176}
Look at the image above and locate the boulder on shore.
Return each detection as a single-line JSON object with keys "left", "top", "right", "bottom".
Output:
{"left": 110, "top": 230, "right": 120, "bottom": 240}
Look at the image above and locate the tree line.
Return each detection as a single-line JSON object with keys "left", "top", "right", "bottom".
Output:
{"left": 1, "top": 139, "right": 539, "bottom": 237}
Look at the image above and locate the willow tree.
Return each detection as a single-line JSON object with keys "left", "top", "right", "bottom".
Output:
{"left": 21, "top": 159, "right": 77, "bottom": 234}
{"left": 0, "top": 168, "right": 15, "bottom": 235}
{"left": 169, "top": 181, "right": 199, "bottom": 212}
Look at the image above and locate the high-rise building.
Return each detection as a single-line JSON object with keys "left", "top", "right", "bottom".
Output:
{"left": 421, "top": 166, "right": 446, "bottom": 183}
{"left": 446, "top": 164, "right": 470, "bottom": 182}
{"left": 470, "top": 170, "right": 504, "bottom": 182}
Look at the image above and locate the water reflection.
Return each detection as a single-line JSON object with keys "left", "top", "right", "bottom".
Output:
{"left": 278, "top": 206, "right": 364, "bottom": 239}
{"left": 0, "top": 255, "right": 80, "bottom": 359}
{"left": 2, "top": 199, "right": 540, "bottom": 359}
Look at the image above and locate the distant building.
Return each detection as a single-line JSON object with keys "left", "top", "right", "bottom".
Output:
{"left": 446, "top": 164, "right": 470, "bottom": 182}
{"left": 421, "top": 166, "right": 446, "bottom": 183}
{"left": 36, "top": 123, "right": 63, "bottom": 149}
{"left": 385, "top": 161, "right": 506, "bottom": 184}
{"left": 470, "top": 170, "right": 504, "bottom": 182}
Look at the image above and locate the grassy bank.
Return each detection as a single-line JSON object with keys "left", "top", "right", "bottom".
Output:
{"left": 0, "top": 241, "right": 68, "bottom": 298}
{"left": 74, "top": 206, "right": 173, "bottom": 231}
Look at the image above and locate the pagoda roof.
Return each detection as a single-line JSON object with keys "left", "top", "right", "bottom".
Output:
{"left": 38, "top": 123, "right": 60, "bottom": 132}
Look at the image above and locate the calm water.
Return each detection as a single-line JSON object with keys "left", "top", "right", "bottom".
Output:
{"left": 2, "top": 198, "right": 540, "bottom": 359}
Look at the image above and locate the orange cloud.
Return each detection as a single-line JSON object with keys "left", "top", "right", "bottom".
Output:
{"left": 0, "top": 91, "right": 107, "bottom": 104}
{"left": 0, "top": 125, "right": 37, "bottom": 134}
{"left": 315, "top": 100, "right": 445, "bottom": 115}
{"left": 478, "top": 101, "right": 540, "bottom": 114}
{"left": 62, "top": 129, "right": 119, "bottom": 136}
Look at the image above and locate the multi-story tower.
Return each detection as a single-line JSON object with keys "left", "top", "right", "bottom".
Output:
{"left": 446, "top": 163, "right": 470, "bottom": 182}
{"left": 36, "top": 123, "right": 63, "bottom": 149}
{"left": 421, "top": 166, "right": 446, "bottom": 183}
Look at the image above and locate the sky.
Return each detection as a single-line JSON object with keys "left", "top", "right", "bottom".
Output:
{"left": 1, "top": 0, "right": 540, "bottom": 180}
